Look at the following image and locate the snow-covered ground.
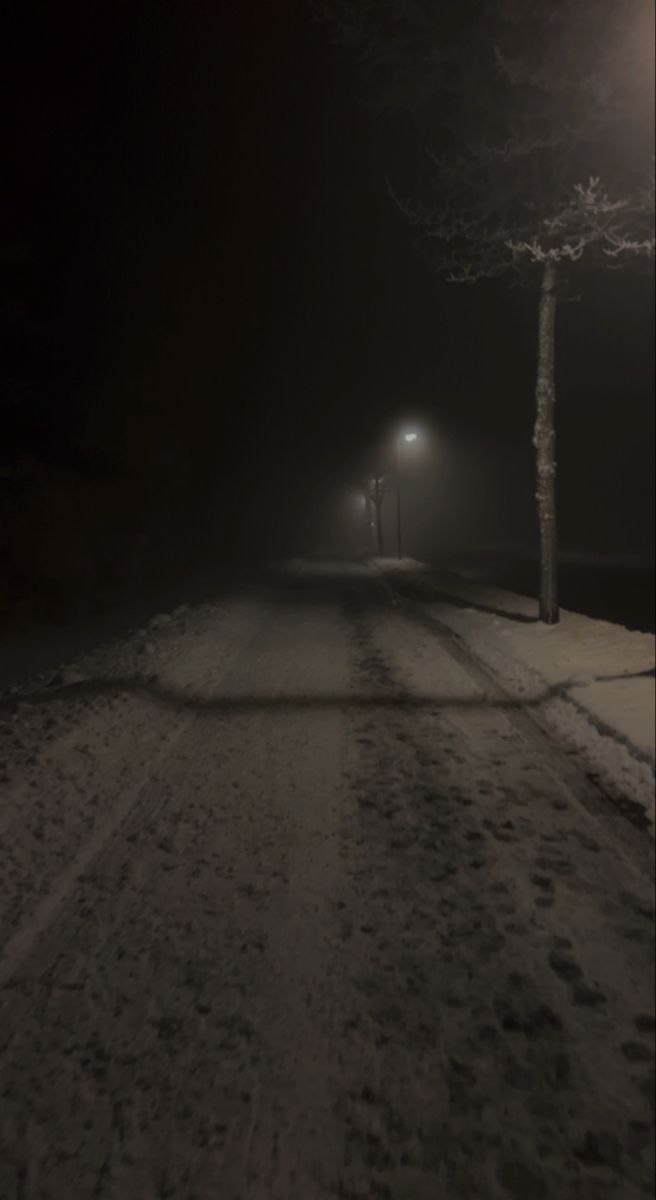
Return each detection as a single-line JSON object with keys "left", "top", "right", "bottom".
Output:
{"left": 430, "top": 548, "right": 655, "bottom": 634}
{"left": 0, "top": 559, "right": 654, "bottom": 1199}
{"left": 372, "top": 557, "right": 655, "bottom": 831}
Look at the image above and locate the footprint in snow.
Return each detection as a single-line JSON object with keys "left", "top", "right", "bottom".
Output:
{"left": 548, "top": 950, "right": 582, "bottom": 982}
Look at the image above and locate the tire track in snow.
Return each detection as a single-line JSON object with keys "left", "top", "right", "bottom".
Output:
{"left": 0, "top": 566, "right": 653, "bottom": 1199}
{"left": 0, "top": 716, "right": 192, "bottom": 995}
{"left": 335, "top": 577, "right": 654, "bottom": 1200}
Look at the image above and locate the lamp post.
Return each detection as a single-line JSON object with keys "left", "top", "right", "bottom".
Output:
{"left": 396, "top": 431, "right": 417, "bottom": 560}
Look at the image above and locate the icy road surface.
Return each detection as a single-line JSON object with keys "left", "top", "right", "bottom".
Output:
{"left": 0, "top": 561, "right": 654, "bottom": 1200}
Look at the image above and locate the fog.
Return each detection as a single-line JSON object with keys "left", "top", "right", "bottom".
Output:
{"left": 306, "top": 430, "right": 535, "bottom": 562}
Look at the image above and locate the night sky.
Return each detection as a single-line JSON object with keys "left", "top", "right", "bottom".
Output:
{"left": 2, "top": 0, "right": 654, "bottom": 583}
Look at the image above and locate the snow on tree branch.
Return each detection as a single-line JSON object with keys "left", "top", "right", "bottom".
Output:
{"left": 603, "top": 234, "right": 656, "bottom": 258}
{"left": 315, "top": 0, "right": 655, "bottom": 282}
{"left": 507, "top": 176, "right": 654, "bottom": 265}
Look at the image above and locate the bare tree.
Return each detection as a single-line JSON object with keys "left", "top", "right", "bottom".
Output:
{"left": 314, "top": 0, "right": 655, "bottom": 621}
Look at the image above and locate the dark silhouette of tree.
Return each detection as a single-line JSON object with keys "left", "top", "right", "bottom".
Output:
{"left": 315, "top": 0, "right": 655, "bottom": 622}
{"left": 367, "top": 474, "right": 387, "bottom": 555}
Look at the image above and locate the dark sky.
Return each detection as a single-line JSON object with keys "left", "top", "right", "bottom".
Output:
{"left": 2, "top": 0, "right": 654, "bottom": 562}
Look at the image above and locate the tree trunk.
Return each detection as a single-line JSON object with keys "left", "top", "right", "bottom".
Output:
{"left": 534, "top": 257, "right": 559, "bottom": 624}
{"left": 369, "top": 477, "right": 385, "bottom": 556}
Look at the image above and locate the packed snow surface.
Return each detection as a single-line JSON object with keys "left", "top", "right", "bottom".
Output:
{"left": 0, "top": 559, "right": 654, "bottom": 1199}
{"left": 373, "top": 557, "right": 655, "bottom": 825}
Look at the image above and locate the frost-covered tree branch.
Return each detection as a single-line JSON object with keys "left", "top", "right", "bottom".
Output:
{"left": 505, "top": 177, "right": 654, "bottom": 269}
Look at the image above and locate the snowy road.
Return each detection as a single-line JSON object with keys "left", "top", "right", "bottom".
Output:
{"left": 1, "top": 561, "right": 654, "bottom": 1200}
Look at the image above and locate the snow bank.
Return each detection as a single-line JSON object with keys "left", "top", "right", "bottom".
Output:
{"left": 374, "top": 560, "right": 655, "bottom": 826}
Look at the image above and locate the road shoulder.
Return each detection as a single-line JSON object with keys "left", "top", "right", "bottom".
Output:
{"left": 371, "top": 558, "right": 655, "bottom": 833}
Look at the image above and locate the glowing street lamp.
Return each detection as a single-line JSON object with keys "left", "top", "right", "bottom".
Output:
{"left": 396, "top": 430, "right": 419, "bottom": 559}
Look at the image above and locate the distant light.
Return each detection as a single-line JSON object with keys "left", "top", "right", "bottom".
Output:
{"left": 403, "top": 432, "right": 418, "bottom": 443}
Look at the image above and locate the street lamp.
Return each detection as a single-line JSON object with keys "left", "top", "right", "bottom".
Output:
{"left": 396, "top": 430, "right": 418, "bottom": 559}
